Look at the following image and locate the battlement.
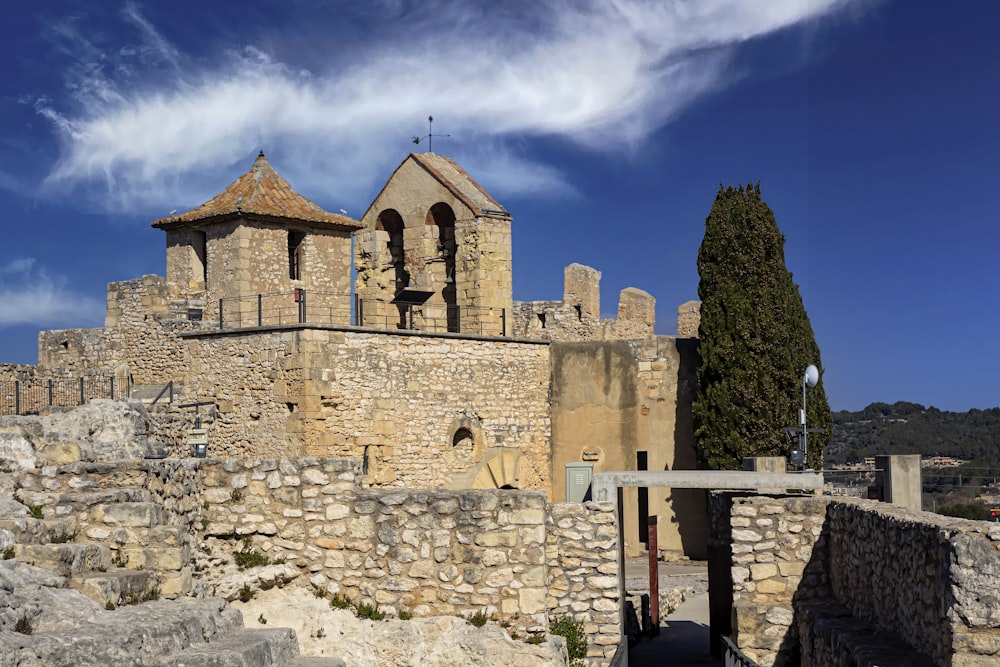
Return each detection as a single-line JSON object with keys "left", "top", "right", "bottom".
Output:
{"left": 511, "top": 263, "right": 656, "bottom": 341}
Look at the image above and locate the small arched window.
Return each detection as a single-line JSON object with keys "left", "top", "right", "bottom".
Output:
{"left": 376, "top": 209, "right": 407, "bottom": 291}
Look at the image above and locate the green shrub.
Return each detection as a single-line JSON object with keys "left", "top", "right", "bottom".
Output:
{"left": 527, "top": 633, "right": 544, "bottom": 645}
{"left": 398, "top": 609, "right": 412, "bottom": 621}
{"left": 233, "top": 538, "right": 269, "bottom": 570}
{"left": 258, "top": 613, "right": 267, "bottom": 625}
{"left": 549, "top": 615, "right": 587, "bottom": 665}
{"left": 356, "top": 601, "right": 385, "bottom": 621}
{"left": 466, "top": 609, "right": 489, "bottom": 628}
{"left": 27, "top": 505, "right": 43, "bottom": 520}
{"left": 330, "top": 593, "right": 353, "bottom": 609}
{"left": 238, "top": 584, "right": 253, "bottom": 603}
{"left": 2, "top": 547, "right": 14, "bottom": 560}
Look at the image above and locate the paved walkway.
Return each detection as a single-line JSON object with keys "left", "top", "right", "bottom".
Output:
{"left": 625, "top": 558, "right": 722, "bottom": 666}
{"left": 628, "top": 593, "right": 721, "bottom": 666}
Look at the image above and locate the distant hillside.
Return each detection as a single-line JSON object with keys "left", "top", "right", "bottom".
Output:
{"left": 825, "top": 401, "right": 1000, "bottom": 465}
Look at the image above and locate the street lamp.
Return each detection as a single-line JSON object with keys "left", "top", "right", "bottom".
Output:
{"left": 801, "top": 365, "right": 819, "bottom": 467}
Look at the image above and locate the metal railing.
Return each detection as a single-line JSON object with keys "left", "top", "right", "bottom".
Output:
{"left": 217, "top": 289, "right": 507, "bottom": 337}
{"left": 0, "top": 375, "right": 130, "bottom": 416}
{"left": 722, "top": 636, "right": 761, "bottom": 667}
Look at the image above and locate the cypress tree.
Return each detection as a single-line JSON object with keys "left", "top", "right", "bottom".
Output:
{"left": 693, "top": 183, "right": 832, "bottom": 470}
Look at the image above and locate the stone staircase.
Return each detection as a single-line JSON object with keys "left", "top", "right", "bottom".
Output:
{"left": 6, "top": 483, "right": 186, "bottom": 606}
{"left": 0, "top": 471, "right": 341, "bottom": 667}
{"left": 0, "top": 563, "right": 346, "bottom": 666}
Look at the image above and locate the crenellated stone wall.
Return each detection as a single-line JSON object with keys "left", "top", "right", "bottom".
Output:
{"left": 512, "top": 264, "right": 657, "bottom": 343}
{"left": 37, "top": 275, "right": 208, "bottom": 385}
{"left": 712, "top": 494, "right": 1000, "bottom": 667}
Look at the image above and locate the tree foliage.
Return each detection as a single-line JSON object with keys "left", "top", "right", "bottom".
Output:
{"left": 693, "top": 184, "right": 832, "bottom": 469}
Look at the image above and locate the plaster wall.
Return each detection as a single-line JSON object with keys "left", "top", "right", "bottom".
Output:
{"left": 549, "top": 337, "right": 704, "bottom": 558}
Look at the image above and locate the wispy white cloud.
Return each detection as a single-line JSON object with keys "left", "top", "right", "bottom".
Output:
{"left": 0, "top": 258, "right": 104, "bottom": 327}
{"left": 35, "top": 0, "right": 865, "bottom": 213}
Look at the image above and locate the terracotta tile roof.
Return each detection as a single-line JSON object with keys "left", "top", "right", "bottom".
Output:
{"left": 151, "top": 152, "right": 362, "bottom": 230}
{"left": 410, "top": 153, "right": 510, "bottom": 219}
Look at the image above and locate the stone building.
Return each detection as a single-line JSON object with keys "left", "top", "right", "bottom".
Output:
{"left": 5, "top": 150, "right": 705, "bottom": 558}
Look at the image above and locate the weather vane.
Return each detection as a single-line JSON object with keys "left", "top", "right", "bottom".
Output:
{"left": 412, "top": 116, "right": 449, "bottom": 153}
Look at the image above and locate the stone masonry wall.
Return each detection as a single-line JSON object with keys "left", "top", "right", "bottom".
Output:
{"left": 712, "top": 494, "right": 1000, "bottom": 667}
{"left": 546, "top": 502, "right": 621, "bottom": 666}
{"left": 825, "top": 499, "right": 1000, "bottom": 667}
{"left": 720, "top": 494, "right": 831, "bottom": 667}
{"left": 10, "top": 458, "right": 621, "bottom": 666}
{"left": 177, "top": 327, "right": 552, "bottom": 491}
{"left": 37, "top": 275, "right": 209, "bottom": 386}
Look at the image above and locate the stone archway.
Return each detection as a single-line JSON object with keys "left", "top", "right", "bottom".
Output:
{"left": 450, "top": 447, "right": 521, "bottom": 490}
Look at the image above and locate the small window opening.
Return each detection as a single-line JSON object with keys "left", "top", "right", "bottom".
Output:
{"left": 286, "top": 402, "right": 295, "bottom": 413}
{"left": 637, "top": 451, "right": 649, "bottom": 544}
{"left": 453, "top": 427, "right": 474, "bottom": 451}
{"left": 362, "top": 446, "right": 370, "bottom": 476}
{"left": 192, "top": 230, "right": 207, "bottom": 283}
{"left": 60, "top": 340, "right": 69, "bottom": 350}
{"left": 538, "top": 313, "right": 546, "bottom": 328}
{"left": 574, "top": 304, "right": 582, "bottom": 321}
{"left": 288, "top": 231, "right": 306, "bottom": 280}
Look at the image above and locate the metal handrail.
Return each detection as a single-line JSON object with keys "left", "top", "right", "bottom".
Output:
{"left": 150, "top": 380, "right": 174, "bottom": 406}
{"left": 216, "top": 289, "right": 507, "bottom": 336}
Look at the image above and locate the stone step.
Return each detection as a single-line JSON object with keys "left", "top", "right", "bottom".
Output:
{"left": 16, "top": 542, "right": 111, "bottom": 577}
{"left": 120, "top": 544, "right": 191, "bottom": 571}
{"left": 4, "top": 598, "right": 247, "bottom": 665}
{"left": 153, "top": 627, "right": 300, "bottom": 667}
{"left": 0, "top": 516, "right": 78, "bottom": 544}
{"left": 17, "top": 488, "right": 152, "bottom": 516}
{"left": 70, "top": 568, "right": 160, "bottom": 608}
{"left": 91, "top": 501, "right": 165, "bottom": 528}
{"left": 81, "top": 523, "right": 189, "bottom": 549}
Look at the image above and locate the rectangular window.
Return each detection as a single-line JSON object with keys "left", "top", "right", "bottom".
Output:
{"left": 288, "top": 231, "right": 305, "bottom": 280}
{"left": 192, "top": 230, "right": 207, "bottom": 283}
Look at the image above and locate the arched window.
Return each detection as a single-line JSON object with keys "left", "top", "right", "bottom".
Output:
{"left": 376, "top": 209, "right": 407, "bottom": 292}
{"left": 426, "top": 203, "right": 458, "bottom": 331}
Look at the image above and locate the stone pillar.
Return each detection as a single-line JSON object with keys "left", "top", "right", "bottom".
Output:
{"left": 741, "top": 457, "right": 787, "bottom": 474}
{"left": 742, "top": 457, "right": 787, "bottom": 494}
{"left": 563, "top": 264, "right": 601, "bottom": 322}
{"left": 616, "top": 287, "right": 655, "bottom": 335}
{"left": 677, "top": 300, "right": 701, "bottom": 338}
{"left": 874, "top": 454, "right": 922, "bottom": 511}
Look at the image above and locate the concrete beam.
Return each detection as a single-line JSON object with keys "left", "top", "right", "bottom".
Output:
{"left": 590, "top": 470, "right": 824, "bottom": 502}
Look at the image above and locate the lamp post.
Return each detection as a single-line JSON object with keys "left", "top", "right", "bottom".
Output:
{"left": 801, "top": 365, "right": 819, "bottom": 468}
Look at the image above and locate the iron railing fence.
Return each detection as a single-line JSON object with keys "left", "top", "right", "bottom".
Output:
{"left": 217, "top": 289, "right": 507, "bottom": 337}
{"left": 722, "top": 636, "right": 761, "bottom": 667}
{"left": 0, "top": 375, "right": 130, "bottom": 416}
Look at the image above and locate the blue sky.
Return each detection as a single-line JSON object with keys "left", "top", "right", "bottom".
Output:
{"left": 0, "top": 0, "right": 997, "bottom": 412}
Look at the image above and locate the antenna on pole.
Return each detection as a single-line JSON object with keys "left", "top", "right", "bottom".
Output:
{"left": 412, "top": 116, "right": 450, "bottom": 153}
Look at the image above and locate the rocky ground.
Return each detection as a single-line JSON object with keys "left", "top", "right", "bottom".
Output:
{"left": 233, "top": 586, "right": 567, "bottom": 667}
